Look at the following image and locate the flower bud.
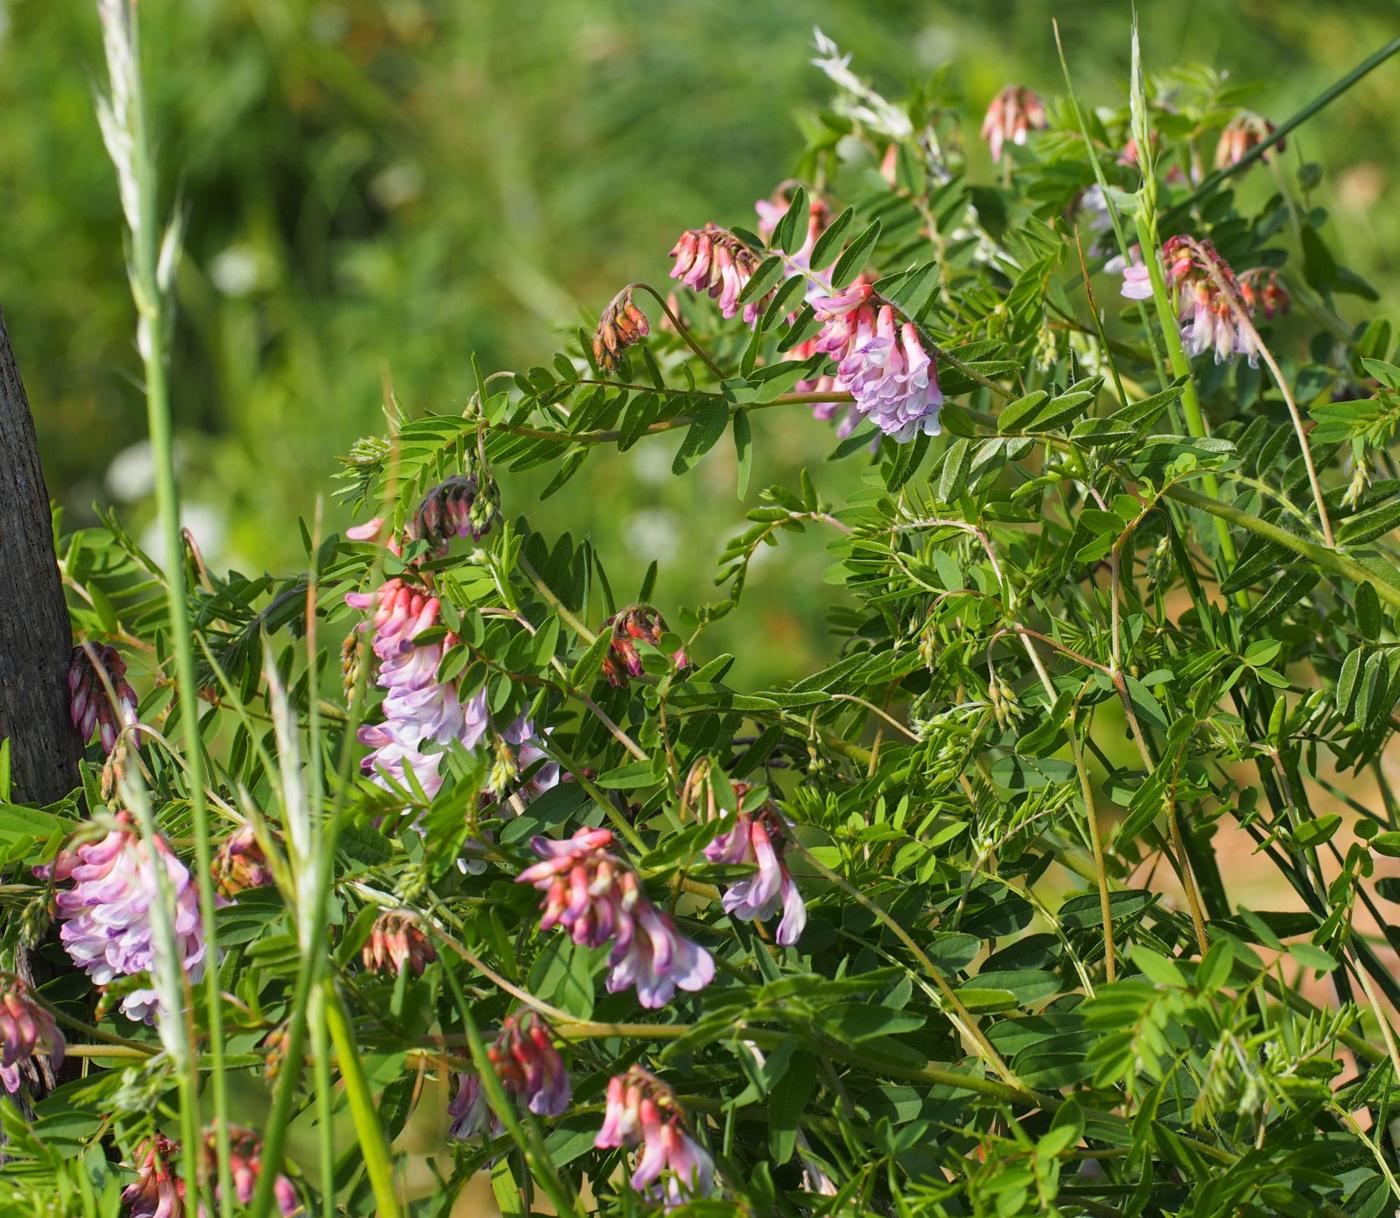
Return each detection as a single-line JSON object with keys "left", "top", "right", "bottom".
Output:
{"left": 600, "top": 606, "right": 687, "bottom": 686}
{"left": 408, "top": 473, "right": 499, "bottom": 554}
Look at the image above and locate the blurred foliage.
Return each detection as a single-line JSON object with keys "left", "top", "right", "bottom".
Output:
{"left": 1, "top": 0, "right": 1398, "bottom": 685}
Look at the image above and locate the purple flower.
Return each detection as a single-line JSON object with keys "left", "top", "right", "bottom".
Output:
{"left": 448, "top": 1070, "right": 500, "bottom": 1140}
{"left": 69, "top": 643, "right": 139, "bottom": 754}
{"left": 1114, "top": 252, "right": 1155, "bottom": 301}
{"left": 0, "top": 978, "right": 64, "bottom": 1095}
{"left": 346, "top": 577, "right": 489, "bottom": 796}
{"left": 835, "top": 304, "right": 943, "bottom": 441}
{"left": 487, "top": 1012, "right": 571, "bottom": 1117}
{"left": 596, "top": 1067, "right": 716, "bottom": 1210}
{"left": 705, "top": 798, "right": 806, "bottom": 947}
{"left": 44, "top": 816, "right": 206, "bottom": 1024}
{"left": 516, "top": 828, "right": 714, "bottom": 1009}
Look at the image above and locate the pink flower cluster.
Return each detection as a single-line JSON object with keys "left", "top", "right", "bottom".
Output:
{"left": 214, "top": 1126, "right": 300, "bottom": 1217}
{"left": 43, "top": 815, "right": 207, "bottom": 1024}
{"left": 597, "top": 1066, "right": 715, "bottom": 1209}
{"left": 0, "top": 978, "right": 64, "bottom": 1094}
{"left": 346, "top": 574, "right": 490, "bottom": 797}
{"left": 1118, "top": 235, "right": 1262, "bottom": 365}
{"left": 1215, "top": 111, "right": 1282, "bottom": 170}
{"left": 802, "top": 280, "right": 944, "bottom": 441}
{"left": 447, "top": 1012, "right": 571, "bottom": 1140}
{"left": 121, "top": 1134, "right": 184, "bottom": 1218}
{"left": 69, "top": 642, "right": 139, "bottom": 754}
{"left": 668, "top": 225, "right": 772, "bottom": 324}
{"left": 212, "top": 826, "right": 274, "bottom": 898}
{"left": 704, "top": 790, "right": 806, "bottom": 947}
{"left": 980, "top": 85, "right": 1047, "bottom": 163}
{"left": 362, "top": 910, "right": 437, "bottom": 976}
{"left": 516, "top": 828, "right": 714, "bottom": 1009}
{"left": 121, "top": 1128, "right": 298, "bottom": 1218}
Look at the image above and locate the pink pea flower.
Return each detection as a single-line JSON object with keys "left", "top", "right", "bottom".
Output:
{"left": 345, "top": 575, "right": 489, "bottom": 796}
{"left": 217, "top": 1126, "right": 299, "bottom": 1217}
{"left": 668, "top": 224, "right": 771, "bottom": 324}
{"left": 212, "top": 826, "right": 274, "bottom": 898}
{"left": 980, "top": 85, "right": 1048, "bottom": 163}
{"left": 69, "top": 642, "right": 139, "bottom": 754}
{"left": 0, "top": 977, "right": 64, "bottom": 1094}
{"left": 516, "top": 828, "right": 714, "bottom": 1009}
{"left": 704, "top": 789, "right": 806, "bottom": 947}
{"left": 362, "top": 910, "right": 437, "bottom": 977}
{"left": 1215, "top": 111, "right": 1283, "bottom": 170}
{"left": 596, "top": 1066, "right": 716, "bottom": 1209}
{"left": 120, "top": 1134, "right": 184, "bottom": 1218}
{"left": 43, "top": 815, "right": 206, "bottom": 1024}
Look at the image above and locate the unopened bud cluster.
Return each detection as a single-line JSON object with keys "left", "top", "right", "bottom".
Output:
{"left": 601, "top": 605, "right": 687, "bottom": 686}
{"left": 362, "top": 910, "right": 437, "bottom": 977}
{"left": 408, "top": 473, "right": 499, "bottom": 554}
{"left": 69, "top": 643, "right": 139, "bottom": 754}
{"left": 593, "top": 286, "right": 650, "bottom": 373}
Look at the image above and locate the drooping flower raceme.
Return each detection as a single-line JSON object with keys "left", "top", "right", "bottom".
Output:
{"left": 593, "top": 286, "right": 651, "bottom": 373}
{"left": 1215, "top": 111, "right": 1282, "bottom": 170}
{"left": 44, "top": 816, "right": 207, "bottom": 1023}
{"left": 448, "top": 1013, "right": 570, "bottom": 1139}
{"left": 704, "top": 791, "right": 806, "bottom": 946}
{"left": 1116, "top": 235, "right": 1263, "bottom": 366}
{"left": 218, "top": 1125, "right": 300, "bottom": 1217}
{"left": 489, "top": 1012, "right": 571, "bottom": 1116}
{"left": 668, "top": 225, "right": 774, "bottom": 324}
{"left": 596, "top": 1066, "right": 716, "bottom": 1209}
{"left": 69, "top": 642, "right": 139, "bottom": 754}
{"left": 516, "top": 828, "right": 714, "bottom": 1009}
{"left": 362, "top": 910, "right": 437, "bottom": 977}
{"left": 407, "top": 473, "right": 500, "bottom": 555}
{"left": 980, "top": 85, "right": 1047, "bottom": 163}
{"left": 346, "top": 575, "right": 489, "bottom": 797}
{"left": 0, "top": 978, "right": 65, "bottom": 1094}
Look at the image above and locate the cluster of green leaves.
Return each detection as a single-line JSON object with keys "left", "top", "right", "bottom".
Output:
{"left": 9, "top": 19, "right": 1400, "bottom": 1218}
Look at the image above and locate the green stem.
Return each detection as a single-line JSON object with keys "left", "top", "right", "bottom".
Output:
{"left": 120, "top": 0, "right": 230, "bottom": 1197}
{"left": 1164, "top": 485, "right": 1400, "bottom": 608}
{"left": 441, "top": 953, "right": 580, "bottom": 1218}
{"left": 323, "top": 981, "right": 404, "bottom": 1218}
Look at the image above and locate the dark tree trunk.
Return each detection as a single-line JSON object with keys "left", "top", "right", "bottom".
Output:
{"left": 0, "top": 307, "right": 80, "bottom": 805}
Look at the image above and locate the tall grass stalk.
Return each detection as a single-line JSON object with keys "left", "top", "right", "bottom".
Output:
{"left": 93, "top": 0, "right": 231, "bottom": 1197}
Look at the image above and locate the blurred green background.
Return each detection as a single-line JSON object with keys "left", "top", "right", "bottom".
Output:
{"left": 2, "top": 0, "right": 1397, "bottom": 686}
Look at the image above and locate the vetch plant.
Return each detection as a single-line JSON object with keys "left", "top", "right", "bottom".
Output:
{"left": 6, "top": 6, "right": 1400, "bottom": 1218}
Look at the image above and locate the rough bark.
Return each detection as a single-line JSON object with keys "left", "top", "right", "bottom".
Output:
{"left": 0, "top": 306, "right": 81, "bottom": 806}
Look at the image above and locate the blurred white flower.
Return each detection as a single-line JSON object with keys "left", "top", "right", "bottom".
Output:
{"left": 623, "top": 509, "right": 679, "bottom": 561}
{"left": 140, "top": 501, "right": 226, "bottom": 569}
{"left": 105, "top": 439, "right": 155, "bottom": 502}
{"left": 210, "top": 244, "right": 264, "bottom": 297}
{"left": 371, "top": 161, "right": 423, "bottom": 210}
